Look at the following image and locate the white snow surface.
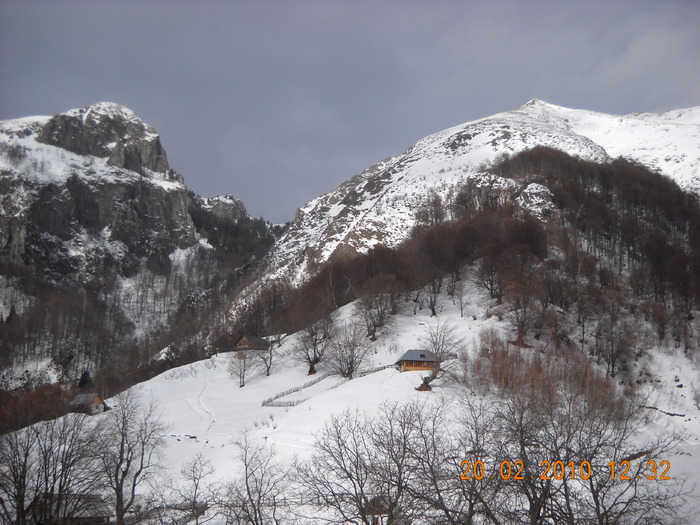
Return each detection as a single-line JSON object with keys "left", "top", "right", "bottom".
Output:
{"left": 106, "top": 286, "right": 700, "bottom": 520}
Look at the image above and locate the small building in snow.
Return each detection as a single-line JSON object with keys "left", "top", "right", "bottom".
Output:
{"left": 231, "top": 335, "right": 273, "bottom": 360}
{"left": 70, "top": 393, "right": 107, "bottom": 415}
{"left": 395, "top": 349, "right": 437, "bottom": 373}
{"left": 235, "top": 335, "right": 272, "bottom": 351}
{"left": 365, "top": 496, "right": 390, "bottom": 525}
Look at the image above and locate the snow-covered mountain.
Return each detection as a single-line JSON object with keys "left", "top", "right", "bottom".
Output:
{"left": 265, "top": 99, "right": 700, "bottom": 284}
{"left": 0, "top": 103, "right": 271, "bottom": 388}
{"left": 3, "top": 99, "right": 699, "bottom": 523}
{"left": 0, "top": 102, "right": 195, "bottom": 284}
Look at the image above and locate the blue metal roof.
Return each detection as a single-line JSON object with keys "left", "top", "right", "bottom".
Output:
{"left": 396, "top": 349, "right": 436, "bottom": 363}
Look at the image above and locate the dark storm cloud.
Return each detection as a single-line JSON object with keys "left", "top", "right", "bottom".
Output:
{"left": 1, "top": 0, "right": 699, "bottom": 223}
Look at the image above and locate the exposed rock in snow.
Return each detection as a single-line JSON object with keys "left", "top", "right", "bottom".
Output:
{"left": 515, "top": 182, "right": 557, "bottom": 221}
{"left": 36, "top": 102, "right": 171, "bottom": 175}
{"left": 262, "top": 99, "right": 700, "bottom": 285}
{"left": 201, "top": 194, "right": 248, "bottom": 222}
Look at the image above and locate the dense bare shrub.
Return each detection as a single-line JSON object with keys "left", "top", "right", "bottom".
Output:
{"left": 292, "top": 314, "right": 334, "bottom": 375}
{"left": 327, "top": 321, "right": 371, "bottom": 379}
{"left": 295, "top": 404, "right": 419, "bottom": 524}
{"left": 0, "top": 414, "right": 102, "bottom": 525}
{"left": 219, "top": 432, "right": 288, "bottom": 525}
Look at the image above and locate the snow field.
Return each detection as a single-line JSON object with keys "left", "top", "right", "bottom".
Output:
{"left": 120, "top": 279, "right": 699, "bottom": 511}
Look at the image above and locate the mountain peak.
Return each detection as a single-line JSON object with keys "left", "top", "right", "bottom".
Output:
{"left": 516, "top": 99, "right": 570, "bottom": 114}
{"left": 518, "top": 98, "right": 568, "bottom": 111}
{"left": 520, "top": 98, "right": 548, "bottom": 107}
{"left": 265, "top": 100, "right": 700, "bottom": 284}
{"left": 64, "top": 102, "right": 141, "bottom": 125}
{"left": 36, "top": 102, "right": 169, "bottom": 174}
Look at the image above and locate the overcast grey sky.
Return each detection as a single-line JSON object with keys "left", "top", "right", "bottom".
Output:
{"left": 2, "top": 0, "right": 699, "bottom": 223}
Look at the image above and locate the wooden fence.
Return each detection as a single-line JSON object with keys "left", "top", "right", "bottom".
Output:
{"left": 261, "top": 364, "right": 398, "bottom": 407}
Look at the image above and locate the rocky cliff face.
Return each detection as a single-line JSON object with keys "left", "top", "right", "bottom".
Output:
{"left": 0, "top": 103, "right": 196, "bottom": 286}
{"left": 0, "top": 103, "right": 272, "bottom": 388}
{"left": 36, "top": 102, "right": 171, "bottom": 175}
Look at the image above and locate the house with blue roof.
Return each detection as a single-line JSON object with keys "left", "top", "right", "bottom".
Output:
{"left": 395, "top": 349, "right": 436, "bottom": 373}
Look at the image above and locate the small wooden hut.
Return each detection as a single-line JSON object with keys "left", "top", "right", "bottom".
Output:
{"left": 365, "top": 496, "right": 389, "bottom": 525}
{"left": 69, "top": 393, "right": 107, "bottom": 415}
{"left": 395, "top": 349, "right": 437, "bottom": 373}
{"left": 235, "top": 335, "right": 272, "bottom": 351}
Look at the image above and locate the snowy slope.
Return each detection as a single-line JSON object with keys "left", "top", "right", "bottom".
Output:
{"left": 121, "top": 286, "right": 498, "bottom": 472}
{"left": 113, "top": 285, "right": 700, "bottom": 518}
{"left": 548, "top": 101, "right": 700, "bottom": 194}
{"left": 264, "top": 100, "right": 700, "bottom": 285}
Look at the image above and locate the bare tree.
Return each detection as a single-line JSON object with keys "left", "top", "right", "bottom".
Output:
{"left": 292, "top": 314, "right": 333, "bottom": 375}
{"left": 327, "top": 321, "right": 371, "bottom": 380}
{"left": 407, "top": 397, "right": 503, "bottom": 525}
{"left": 229, "top": 350, "right": 253, "bottom": 387}
{"left": 472, "top": 246, "right": 505, "bottom": 303}
{"left": 594, "top": 305, "right": 635, "bottom": 378}
{"left": 295, "top": 410, "right": 373, "bottom": 524}
{"left": 259, "top": 281, "right": 293, "bottom": 342}
{"left": 219, "top": 431, "right": 288, "bottom": 525}
{"left": 151, "top": 453, "right": 215, "bottom": 525}
{"left": 574, "top": 285, "right": 598, "bottom": 354}
{"left": 97, "top": 389, "right": 167, "bottom": 525}
{"left": 415, "top": 190, "right": 446, "bottom": 229}
{"left": 0, "top": 413, "right": 101, "bottom": 525}
{"left": 0, "top": 423, "right": 36, "bottom": 525}
{"left": 455, "top": 269, "right": 468, "bottom": 317}
{"left": 355, "top": 292, "right": 393, "bottom": 341}
{"left": 503, "top": 252, "right": 543, "bottom": 347}
{"left": 571, "top": 401, "right": 689, "bottom": 524}
{"left": 256, "top": 346, "right": 275, "bottom": 377}
{"left": 417, "top": 320, "right": 463, "bottom": 391}
{"left": 295, "top": 404, "right": 418, "bottom": 524}
{"left": 424, "top": 275, "right": 445, "bottom": 317}
{"left": 177, "top": 453, "right": 215, "bottom": 525}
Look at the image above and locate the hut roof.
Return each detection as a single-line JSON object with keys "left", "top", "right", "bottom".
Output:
{"left": 396, "top": 349, "right": 436, "bottom": 363}
{"left": 70, "top": 393, "right": 103, "bottom": 406}
{"left": 237, "top": 335, "right": 271, "bottom": 348}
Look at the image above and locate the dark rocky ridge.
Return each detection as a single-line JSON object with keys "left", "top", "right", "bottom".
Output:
{"left": 36, "top": 102, "right": 170, "bottom": 175}
{"left": 21, "top": 174, "right": 196, "bottom": 282}
{"left": 0, "top": 102, "right": 279, "bottom": 389}
{"left": 2, "top": 103, "right": 197, "bottom": 284}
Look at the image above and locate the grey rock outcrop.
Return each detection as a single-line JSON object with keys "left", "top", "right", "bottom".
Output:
{"left": 20, "top": 174, "right": 196, "bottom": 282}
{"left": 202, "top": 195, "right": 248, "bottom": 222}
{"left": 36, "top": 102, "right": 170, "bottom": 175}
{"left": 1, "top": 103, "right": 196, "bottom": 285}
{"left": 0, "top": 103, "right": 276, "bottom": 389}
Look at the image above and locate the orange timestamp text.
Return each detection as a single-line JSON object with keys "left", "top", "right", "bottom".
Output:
{"left": 460, "top": 459, "right": 672, "bottom": 481}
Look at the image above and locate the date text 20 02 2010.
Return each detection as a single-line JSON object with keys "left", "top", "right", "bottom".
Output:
{"left": 460, "top": 459, "right": 672, "bottom": 481}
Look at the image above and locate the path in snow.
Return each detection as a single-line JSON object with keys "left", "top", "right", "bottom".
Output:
{"left": 198, "top": 375, "right": 215, "bottom": 434}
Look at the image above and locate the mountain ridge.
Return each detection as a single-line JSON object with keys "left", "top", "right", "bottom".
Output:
{"left": 0, "top": 102, "right": 274, "bottom": 389}
{"left": 261, "top": 99, "right": 700, "bottom": 286}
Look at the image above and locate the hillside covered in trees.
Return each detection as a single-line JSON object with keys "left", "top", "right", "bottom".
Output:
{"left": 232, "top": 147, "right": 699, "bottom": 380}
{"left": 0, "top": 103, "right": 285, "bottom": 429}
